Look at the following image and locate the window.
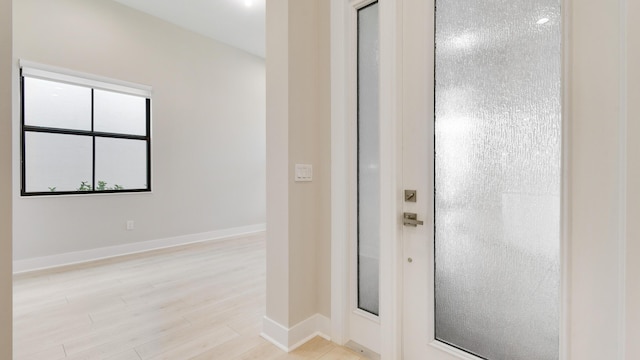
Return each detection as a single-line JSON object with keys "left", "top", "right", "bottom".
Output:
{"left": 356, "top": 1, "right": 380, "bottom": 316}
{"left": 433, "top": 0, "right": 561, "bottom": 358}
{"left": 20, "top": 62, "right": 152, "bottom": 196}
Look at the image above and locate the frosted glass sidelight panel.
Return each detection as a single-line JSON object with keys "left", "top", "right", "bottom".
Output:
{"left": 25, "top": 132, "right": 93, "bottom": 192}
{"left": 434, "top": 0, "right": 561, "bottom": 359}
{"left": 95, "top": 138, "right": 148, "bottom": 190}
{"left": 24, "top": 77, "right": 91, "bottom": 130}
{"left": 357, "top": 1, "right": 380, "bottom": 316}
{"left": 94, "top": 89, "right": 147, "bottom": 136}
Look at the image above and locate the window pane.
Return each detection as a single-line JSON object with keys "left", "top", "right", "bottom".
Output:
{"left": 24, "top": 77, "right": 91, "bottom": 131}
{"left": 357, "top": 1, "right": 380, "bottom": 316}
{"left": 434, "top": 0, "right": 561, "bottom": 359}
{"left": 25, "top": 132, "right": 93, "bottom": 193}
{"left": 95, "top": 138, "right": 147, "bottom": 190}
{"left": 94, "top": 89, "right": 147, "bottom": 136}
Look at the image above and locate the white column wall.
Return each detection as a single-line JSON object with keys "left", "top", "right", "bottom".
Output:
{"left": 265, "top": 0, "right": 291, "bottom": 327}
{"left": 0, "top": 0, "right": 12, "bottom": 358}
{"left": 264, "top": 0, "right": 331, "bottom": 345}
{"left": 625, "top": 0, "right": 640, "bottom": 358}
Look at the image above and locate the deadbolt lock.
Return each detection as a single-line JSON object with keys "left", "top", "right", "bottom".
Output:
{"left": 404, "top": 190, "right": 417, "bottom": 202}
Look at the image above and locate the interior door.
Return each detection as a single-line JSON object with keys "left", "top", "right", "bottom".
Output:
{"left": 401, "top": 0, "right": 562, "bottom": 359}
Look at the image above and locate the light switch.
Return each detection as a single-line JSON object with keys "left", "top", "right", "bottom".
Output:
{"left": 295, "top": 164, "right": 313, "bottom": 182}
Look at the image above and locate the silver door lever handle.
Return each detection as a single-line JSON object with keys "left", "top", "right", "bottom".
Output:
{"left": 403, "top": 212, "right": 424, "bottom": 227}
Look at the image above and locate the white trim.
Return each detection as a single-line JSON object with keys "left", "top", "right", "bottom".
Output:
{"left": 429, "top": 341, "right": 485, "bottom": 360}
{"left": 20, "top": 60, "right": 152, "bottom": 97}
{"left": 347, "top": 0, "right": 362, "bottom": 327}
{"left": 288, "top": 314, "right": 331, "bottom": 350}
{"left": 261, "top": 316, "right": 291, "bottom": 352}
{"left": 353, "top": 0, "right": 378, "bottom": 10}
{"left": 261, "top": 314, "right": 331, "bottom": 352}
{"left": 378, "top": 0, "right": 401, "bottom": 358}
{"left": 330, "top": 0, "right": 350, "bottom": 347}
{"left": 560, "top": 0, "right": 572, "bottom": 359}
{"left": 13, "top": 223, "right": 265, "bottom": 274}
{"left": 330, "top": 0, "right": 400, "bottom": 357}
{"left": 345, "top": 340, "right": 382, "bottom": 360}
{"left": 353, "top": 308, "right": 381, "bottom": 324}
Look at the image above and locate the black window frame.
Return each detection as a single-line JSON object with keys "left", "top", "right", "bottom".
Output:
{"left": 20, "top": 71, "right": 152, "bottom": 196}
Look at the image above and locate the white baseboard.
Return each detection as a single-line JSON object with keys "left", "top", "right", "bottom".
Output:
{"left": 261, "top": 314, "right": 331, "bottom": 352}
{"left": 13, "top": 223, "right": 266, "bottom": 274}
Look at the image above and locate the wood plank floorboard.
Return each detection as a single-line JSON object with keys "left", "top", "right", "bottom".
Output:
{"left": 13, "top": 234, "right": 367, "bottom": 360}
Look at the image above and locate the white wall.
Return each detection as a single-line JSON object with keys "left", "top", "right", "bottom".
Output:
{"left": 287, "top": 0, "right": 331, "bottom": 327}
{"left": 0, "top": 0, "right": 12, "bottom": 357}
{"left": 264, "top": 0, "right": 331, "bottom": 343}
{"left": 265, "top": 0, "right": 291, "bottom": 327}
{"left": 12, "top": 0, "right": 266, "bottom": 263}
{"left": 626, "top": 1, "right": 640, "bottom": 358}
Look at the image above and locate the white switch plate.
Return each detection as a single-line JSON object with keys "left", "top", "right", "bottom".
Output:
{"left": 295, "top": 164, "right": 313, "bottom": 182}
{"left": 126, "top": 220, "right": 135, "bottom": 231}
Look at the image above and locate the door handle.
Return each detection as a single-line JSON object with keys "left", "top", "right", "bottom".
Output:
{"left": 403, "top": 212, "right": 424, "bottom": 227}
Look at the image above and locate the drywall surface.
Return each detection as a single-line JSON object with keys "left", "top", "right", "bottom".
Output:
{"left": 315, "top": 0, "right": 332, "bottom": 320}
{"left": 265, "top": 0, "right": 331, "bottom": 329}
{"left": 12, "top": 0, "right": 266, "bottom": 261}
{"left": 265, "top": 0, "right": 290, "bottom": 327}
{"left": 288, "top": 0, "right": 324, "bottom": 327}
{"left": 626, "top": 0, "right": 639, "bottom": 357}
{"left": 0, "top": 0, "right": 12, "bottom": 357}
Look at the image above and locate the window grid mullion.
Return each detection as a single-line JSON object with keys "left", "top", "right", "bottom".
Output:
{"left": 91, "top": 88, "right": 96, "bottom": 193}
{"left": 20, "top": 72, "right": 27, "bottom": 196}
{"left": 21, "top": 74, "right": 151, "bottom": 196}
{"left": 146, "top": 99, "right": 152, "bottom": 191}
{"left": 22, "top": 126, "right": 148, "bottom": 140}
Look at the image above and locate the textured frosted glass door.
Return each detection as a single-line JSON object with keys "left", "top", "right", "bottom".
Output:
{"left": 434, "top": 0, "right": 561, "bottom": 359}
{"left": 357, "top": 1, "right": 380, "bottom": 316}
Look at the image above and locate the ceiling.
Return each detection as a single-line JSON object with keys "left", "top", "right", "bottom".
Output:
{"left": 111, "top": 0, "right": 266, "bottom": 58}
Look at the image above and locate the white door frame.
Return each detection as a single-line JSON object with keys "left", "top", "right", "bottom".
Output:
{"left": 330, "top": 0, "right": 401, "bottom": 357}
{"left": 328, "top": 0, "right": 623, "bottom": 359}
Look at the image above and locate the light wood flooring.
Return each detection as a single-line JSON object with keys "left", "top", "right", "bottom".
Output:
{"left": 13, "top": 234, "right": 367, "bottom": 360}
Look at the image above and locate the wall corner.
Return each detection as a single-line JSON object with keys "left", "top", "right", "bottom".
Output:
{"left": 0, "top": 0, "right": 13, "bottom": 358}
